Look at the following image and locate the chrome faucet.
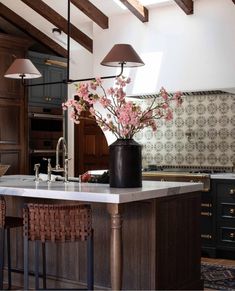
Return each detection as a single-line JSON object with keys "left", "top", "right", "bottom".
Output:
{"left": 55, "top": 137, "right": 69, "bottom": 181}
{"left": 43, "top": 158, "right": 52, "bottom": 182}
{"left": 34, "top": 163, "right": 40, "bottom": 182}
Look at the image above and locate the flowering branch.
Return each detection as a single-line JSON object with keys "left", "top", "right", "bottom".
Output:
{"left": 62, "top": 76, "right": 183, "bottom": 139}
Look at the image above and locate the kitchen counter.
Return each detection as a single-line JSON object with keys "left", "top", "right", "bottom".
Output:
{"left": 0, "top": 175, "right": 203, "bottom": 290}
{"left": 0, "top": 175, "right": 203, "bottom": 203}
{"left": 210, "top": 173, "right": 235, "bottom": 179}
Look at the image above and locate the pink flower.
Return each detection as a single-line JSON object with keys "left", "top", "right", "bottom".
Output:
{"left": 62, "top": 77, "right": 183, "bottom": 139}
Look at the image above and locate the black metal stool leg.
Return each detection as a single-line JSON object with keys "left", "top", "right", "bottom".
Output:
{"left": 35, "top": 240, "right": 40, "bottom": 290}
{"left": 42, "top": 242, "right": 46, "bottom": 290}
{"left": 87, "top": 229, "right": 94, "bottom": 290}
{"left": 23, "top": 234, "right": 29, "bottom": 290}
{"left": 6, "top": 228, "right": 11, "bottom": 290}
{"left": 0, "top": 228, "right": 5, "bottom": 290}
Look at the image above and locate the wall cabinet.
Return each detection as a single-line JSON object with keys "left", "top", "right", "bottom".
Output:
{"left": 27, "top": 52, "right": 66, "bottom": 174}
{"left": 28, "top": 51, "right": 67, "bottom": 108}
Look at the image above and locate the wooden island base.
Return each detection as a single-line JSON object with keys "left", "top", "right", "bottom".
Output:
{"left": 5, "top": 191, "right": 203, "bottom": 290}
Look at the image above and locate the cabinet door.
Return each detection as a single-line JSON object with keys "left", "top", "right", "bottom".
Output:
{"left": 28, "top": 53, "right": 67, "bottom": 108}
{"left": 28, "top": 63, "right": 47, "bottom": 106}
{"left": 47, "top": 66, "right": 67, "bottom": 107}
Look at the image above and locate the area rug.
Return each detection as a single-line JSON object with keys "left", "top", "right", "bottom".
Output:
{"left": 201, "top": 262, "right": 235, "bottom": 290}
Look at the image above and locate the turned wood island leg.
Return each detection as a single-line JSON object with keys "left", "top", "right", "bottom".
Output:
{"left": 107, "top": 204, "right": 123, "bottom": 291}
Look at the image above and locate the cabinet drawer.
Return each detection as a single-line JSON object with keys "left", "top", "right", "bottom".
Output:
{"left": 219, "top": 227, "right": 235, "bottom": 244}
{"left": 217, "top": 183, "right": 235, "bottom": 203}
{"left": 220, "top": 203, "right": 235, "bottom": 219}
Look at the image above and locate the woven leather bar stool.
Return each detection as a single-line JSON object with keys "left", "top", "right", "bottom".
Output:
{"left": 0, "top": 196, "right": 23, "bottom": 290}
{"left": 23, "top": 203, "right": 94, "bottom": 290}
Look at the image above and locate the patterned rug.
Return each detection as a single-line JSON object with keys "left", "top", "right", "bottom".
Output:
{"left": 201, "top": 262, "right": 235, "bottom": 290}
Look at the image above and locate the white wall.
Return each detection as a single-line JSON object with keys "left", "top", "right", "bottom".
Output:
{"left": 68, "top": 0, "right": 235, "bottom": 174}
{"left": 93, "top": 0, "right": 235, "bottom": 94}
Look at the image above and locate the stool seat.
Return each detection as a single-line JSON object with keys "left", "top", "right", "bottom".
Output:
{"left": 5, "top": 217, "right": 23, "bottom": 229}
{"left": 0, "top": 196, "right": 23, "bottom": 290}
{"left": 23, "top": 203, "right": 94, "bottom": 290}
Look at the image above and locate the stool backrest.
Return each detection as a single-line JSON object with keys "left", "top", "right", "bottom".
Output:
{"left": 23, "top": 203, "right": 92, "bottom": 243}
{"left": 0, "top": 197, "right": 6, "bottom": 228}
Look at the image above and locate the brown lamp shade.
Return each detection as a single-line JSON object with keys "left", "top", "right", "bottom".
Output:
{"left": 101, "top": 44, "right": 144, "bottom": 67}
{"left": 4, "top": 59, "right": 42, "bottom": 79}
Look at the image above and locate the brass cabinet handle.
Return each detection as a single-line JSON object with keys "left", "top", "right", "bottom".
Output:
{"left": 229, "top": 232, "right": 235, "bottom": 240}
{"left": 201, "top": 203, "right": 212, "bottom": 208}
{"left": 229, "top": 208, "right": 235, "bottom": 215}
{"left": 229, "top": 189, "right": 235, "bottom": 195}
{"left": 201, "top": 234, "right": 212, "bottom": 239}
{"left": 201, "top": 211, "right": 212, "bottom": 216}
{"left": 44, "top": 96, "right": 52, "bottom": 101}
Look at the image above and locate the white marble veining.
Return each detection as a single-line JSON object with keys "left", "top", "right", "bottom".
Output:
{"left": 210, "top": 173, "right": 235, "bottom": 180}
{"left": 0, "top": 175, "right": 203, "bottom": 204}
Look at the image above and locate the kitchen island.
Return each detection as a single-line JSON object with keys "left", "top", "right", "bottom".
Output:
{"left": 0, "top": 175, "right": 203, "bottom": 290}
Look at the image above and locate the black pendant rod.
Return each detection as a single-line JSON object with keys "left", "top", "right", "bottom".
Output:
{"left": 67, "top": 0, "right": 71, "bottom": 83}
{"left": 24, "top": 0, "right": 124, "bottom": 87}
{"left": 26, "top": 63, "right": 124, "bottom": 86}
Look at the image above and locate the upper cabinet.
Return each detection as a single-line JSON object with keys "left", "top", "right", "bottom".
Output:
{"left": 27, "top": 51, "right": 67, "bottom": 108}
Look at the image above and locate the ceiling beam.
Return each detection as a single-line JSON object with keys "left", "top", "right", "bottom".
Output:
{"left": 119, "top": 0, "right": 148, "bottom": 22}
{"left": 0, "top": 3, "right": 67, "bottom": 58}
{"left": 21, "top": 0, "right": 93, "bottom": 53}
{"left": 71, "top": 0, "right": 108, "bottom": 29}
{"left": 174, "top": 0, "right": 193, "bottom": 15}
{"left": 232, "top": 0, "right": 235, "bottom": 4}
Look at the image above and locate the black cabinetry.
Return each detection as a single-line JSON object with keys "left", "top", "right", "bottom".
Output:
{"left": 201, "top": 178, "right": 235, "bottom": 259}
{"left": 28, "top": 51, "right": 67, "bottom": 108}
{"left": 201, "top": 180, "right": 217, "bottom": 257}
{"left": 27, "top": 52, "right": 66, "bottom": 174}
{"left": 28, "top": 107, "right": 63, "bottom": 174}
{"left": 216, "top": 179, "right": 235, "bottom": 258}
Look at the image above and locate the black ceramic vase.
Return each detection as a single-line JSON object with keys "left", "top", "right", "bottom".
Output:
{"left": 109, "top": 139, "right": 142, "bottom": 188}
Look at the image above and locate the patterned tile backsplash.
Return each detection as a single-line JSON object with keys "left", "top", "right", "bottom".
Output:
{"left": 133, "top": 92, "right": 235, "bottom": 169}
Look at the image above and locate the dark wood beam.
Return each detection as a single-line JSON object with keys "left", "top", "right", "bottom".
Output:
{"left": 0, "top": 3, "right": 67, "bottom": 57}
{"left": 174, "top": 0, "right": 193, "bottom": 15}
{"left": 232, "top": 0, "right": 235, "bottom": 4}
{"left": 71, "top": 0, "right": 108, "bottom": 29}
{"left": 119, "top": 0, "right": 148, "bottom": 22}
{"left": 21, "top": 0, "right": 93, "bottom": 53}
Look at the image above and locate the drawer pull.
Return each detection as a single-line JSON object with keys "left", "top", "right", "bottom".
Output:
{"left": 229, "top": 208, "right": 235, "bottom": 215}
{"left": 229, "top": 232, "right": 235, "bottom": 240}
{"left": 201, "top": 203, "right": 212, "bottom": 208}
{"left": 201, "top": 211, "right": 212, "bottom": 216}
{"left": 229, "top": 189, "right": 235, "bottom": 195}
{"left": 201, "top": 234, "right": 212, "bottom": 239}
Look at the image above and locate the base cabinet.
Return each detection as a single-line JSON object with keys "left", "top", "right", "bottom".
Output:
{"left": 216, "top": 180, "right": 235, "bottom": 258}
{"left": 5, "top": 192, "right": 202, "bottom": 290}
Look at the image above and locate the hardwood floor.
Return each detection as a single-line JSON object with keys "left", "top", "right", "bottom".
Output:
{"left": 4, "top": 257, "right": 235, "bottom": 290}
{"left": 202, "top": 256, "right": 235, "bottom": 267}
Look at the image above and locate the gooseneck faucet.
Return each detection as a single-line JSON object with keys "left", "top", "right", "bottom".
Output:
{"left": 55, "top": 137, "right": 69, "bottom": 182}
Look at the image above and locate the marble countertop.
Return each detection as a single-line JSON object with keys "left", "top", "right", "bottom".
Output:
{"left": 143, "top": 171, "right": 235, "bottom": 180}
{"left": 210, "top": 173, "right": 235, "bottom": 180}
{"left": 0, "top": 175, "right": 203, "bottom": 204}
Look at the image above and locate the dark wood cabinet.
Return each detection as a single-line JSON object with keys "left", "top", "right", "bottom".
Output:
{"left": 0, "top": 34, "right": 32, "bottom": 174}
